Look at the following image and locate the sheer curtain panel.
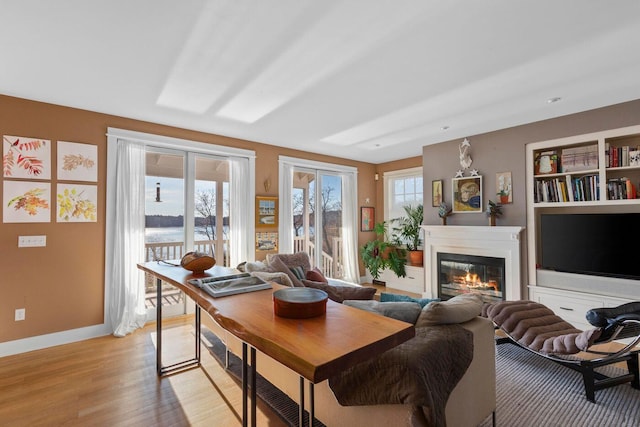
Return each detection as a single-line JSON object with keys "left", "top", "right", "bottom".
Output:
{"left": 110, "top": 139, "right": 147, "bottom": 337}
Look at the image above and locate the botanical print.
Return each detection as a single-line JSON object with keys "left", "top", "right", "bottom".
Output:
{"left": 57, "top": 184, "right": 97, "bottom": 222}
{"left": 3, "top": 180, "right": 51, "bottom": 223}
{"left": 57, "top": 141, "right": 98, "bottom": 182}
{"left": 3, "top": 135, "right": 51, "bottom": 179}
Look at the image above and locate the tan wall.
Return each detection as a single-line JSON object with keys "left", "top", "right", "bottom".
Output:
{"left": 0, "top": 95, "right": 376, "bottom": 343}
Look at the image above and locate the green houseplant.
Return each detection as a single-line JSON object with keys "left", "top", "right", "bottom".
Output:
{"left": 360, "top": 221, "right": 406, "bottom": 281}
{"left": 391, "top": 204, "right": 424, "bottom": 266}
{"left": 486, "top": 200, "right": 503, "bottom": 226}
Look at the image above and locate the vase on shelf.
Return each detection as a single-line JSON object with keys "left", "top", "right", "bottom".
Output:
{"left": 489, "top": 215, "right": 497, "bottom": 226}
{"left": 441, "top": 217, "right": 447, "bottom": 225}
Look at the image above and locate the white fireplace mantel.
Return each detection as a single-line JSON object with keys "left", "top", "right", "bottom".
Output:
{"left": 420, "top": 225, "right": 525, "bottom": 300}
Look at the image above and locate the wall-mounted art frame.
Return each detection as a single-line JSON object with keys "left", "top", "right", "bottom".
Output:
{"left": 3, "top": 180, "right": 51, "bottom": 223}
{"left": 56, "top": 183, "right": 97, "bottom": 222}
{"left": 496, "top": 171, "right": 512, "bottom": 204}
{"left": 57, "top": 141, "right": 98, "bottom": 182}
{"left": 452, "top": 176, "right": 482, "bottom": 213}
{"left": 256, "top": 232, "right": 278, "bottom": 251}
{"left": 361, "top": 206, "right": 375, "bottom": 231}
{"left": 3, "top": 135, "right": 51, "bottom": 179}
{"left": 432, "top": 179, "right": 443, "bottom": 207}
{"left": 256, "top": 196, "right": 278, "bottom": 228}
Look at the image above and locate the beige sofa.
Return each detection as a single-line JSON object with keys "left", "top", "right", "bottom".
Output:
{"left": 202, "top": 311, "right": 496, "bottom": 427}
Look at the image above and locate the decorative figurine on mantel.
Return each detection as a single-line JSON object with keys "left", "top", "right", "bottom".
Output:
{"left": 459, "top": 138, "right": 472, "bottom": 169}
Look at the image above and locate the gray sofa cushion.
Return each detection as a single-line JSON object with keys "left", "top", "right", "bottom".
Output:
{"left": 344, "top": 300, "right": 422, "bottom": 324}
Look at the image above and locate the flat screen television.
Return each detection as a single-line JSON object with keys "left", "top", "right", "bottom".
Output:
{"left": 540, "top": 213, "right": 640, "bottom": 280}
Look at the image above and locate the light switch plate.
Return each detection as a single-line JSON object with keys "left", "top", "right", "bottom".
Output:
{"left": 18, "top": 235, "right": 46, "bottom": 247}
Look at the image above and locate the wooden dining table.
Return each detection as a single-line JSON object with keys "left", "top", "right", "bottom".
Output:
{"left": 138, "top": 261, "right": 415, "bottom": 427}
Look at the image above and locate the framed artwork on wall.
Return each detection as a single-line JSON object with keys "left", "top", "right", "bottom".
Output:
{"left": 256, "top": 196, "right": 278, "bottom": 228}
{"left": 452, "top": 176, "right": 482, "bottom": 213}
{"left": 256, "top": 232, "right": 278, "bottom": 251}
{"left": 432, "top": 180, "right": 443, "bottom": 207}
{"left": 361, "top": 206, "right": 375, "bottom": 231}
{"left": 496, "top": 171, "right": 512, "bottom": 204}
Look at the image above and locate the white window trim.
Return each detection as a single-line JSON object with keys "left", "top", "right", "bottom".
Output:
{"left": 383, "top": 166, "right": 423, "bottom": 221}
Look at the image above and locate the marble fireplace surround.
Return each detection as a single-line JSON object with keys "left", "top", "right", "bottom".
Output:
{"left": 421, "top": 225, "right": 525, "bottom": 300}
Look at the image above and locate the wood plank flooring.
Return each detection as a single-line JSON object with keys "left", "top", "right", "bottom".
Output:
{"left": 0, "top": 316, "right": 287, "bottom": 427}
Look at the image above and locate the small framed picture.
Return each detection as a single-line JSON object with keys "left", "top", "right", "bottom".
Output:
{"left": 452, "top": 176, "right": 483, "bottom": 213}
{"left": 496, "top": 171, "right": 512, "bottom": 204}
{"left": 432, "top": 180, "right": 443, "bottom": 207}
{"left": 361, "top": 206, "right": 375, "bottom": 231}
{"left": 256, "top": 196, "right": 278, "bottom": 228}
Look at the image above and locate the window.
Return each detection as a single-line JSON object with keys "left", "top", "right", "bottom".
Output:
{"left": 384, "top": 167, "right": 423, "bottom": 222}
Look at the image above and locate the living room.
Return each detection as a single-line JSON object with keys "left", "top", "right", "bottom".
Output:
{"left": 2, "top": 2, "right": 640, "bottom": 426}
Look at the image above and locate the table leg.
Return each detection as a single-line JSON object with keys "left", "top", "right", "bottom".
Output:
{"left": 156, "top": 278, "right": 201, "bottom": 376}
{"left": 310, "top": 382, "right": 315, "bottom": 426}
{"left": 251, "top": 347, "right": 257, "bottom": 427}
{"left": 299, "top": 377, "right": 305, "bottom": 426}
{"left": 242, "top": 344, "right": 248, "bottom": 427}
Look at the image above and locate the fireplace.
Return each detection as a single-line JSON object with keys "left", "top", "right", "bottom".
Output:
{"left": 437, "top": 252, "right": 505, "bottom": 302}
{"left": 421, "top": 225, "right": 525, "bottom": 301}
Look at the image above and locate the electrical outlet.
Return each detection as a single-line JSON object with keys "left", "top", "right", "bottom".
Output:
{"left": 15, "top": 308, "right": 25, "bottom": 321}
{"left": 18, "top": 235, "right": 46, "bottom": 247}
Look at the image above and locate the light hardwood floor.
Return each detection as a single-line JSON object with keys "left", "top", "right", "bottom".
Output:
{"left": 0, "top": 316, "right": 287, "bottom": 427}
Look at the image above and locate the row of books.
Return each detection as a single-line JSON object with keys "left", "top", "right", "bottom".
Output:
{"left": 605, "top": 143, "right": 640, "bottom": 168}
{"left": 607, "top": 177, "right": 637, "bottom": 200}
{"left": 533, "top": 174, "right": 600, "bottom": 203}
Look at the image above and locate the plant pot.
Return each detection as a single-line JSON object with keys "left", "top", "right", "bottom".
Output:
{"left": 441, "top": 216, "right": 447, "bottom": 225}
{"left": 500, "top": 195, "right": 509, "bottom": 204}
{"left": 407, "top": 250, "right": 423, "bottom": 266}
{"left": 489, "top": 215, "right": 497, "bottom": 226}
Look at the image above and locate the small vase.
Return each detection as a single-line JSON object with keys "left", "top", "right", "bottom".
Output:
{"left": 441, "top": 217, "right": 447, "bottom": 225}
{"left": 489, "top": 215, "right": 496, "bottom": 226}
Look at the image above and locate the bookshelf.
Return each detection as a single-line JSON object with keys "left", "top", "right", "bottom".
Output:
{"left": 526, "top": 125, "right": 640, "bottom": 324}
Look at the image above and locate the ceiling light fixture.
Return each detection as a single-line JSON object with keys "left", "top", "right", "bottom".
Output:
{"left": 441, "top": 126, "right": 450, "bottom": 131}
{"left": 547, "top": 97, "right": 562, "bottom": 104}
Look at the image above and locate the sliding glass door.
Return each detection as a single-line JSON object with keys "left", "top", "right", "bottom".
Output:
{"left": 144, "top": 149, "right": 230, "bottom": 318}
{"left": 283, "top": 155, "right": 359, "bottom": 283}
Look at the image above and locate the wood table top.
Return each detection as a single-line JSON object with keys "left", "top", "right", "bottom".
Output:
{"left": 138, "top": 261, "right": 415, "bottom": 383}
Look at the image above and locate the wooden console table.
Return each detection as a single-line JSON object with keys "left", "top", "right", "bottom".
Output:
{"left": 138, "top": 261, "right": 415, "bottom": 427}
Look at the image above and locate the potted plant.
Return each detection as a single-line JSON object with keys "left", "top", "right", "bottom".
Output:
{"left": 486, "top": 200, "right": 503, "bottom": 226}
{"left": 360, "top": 221, "right": 406, "bottom": 282}
{"left": 391, "top": 204, "right": 424, "bottom": 266}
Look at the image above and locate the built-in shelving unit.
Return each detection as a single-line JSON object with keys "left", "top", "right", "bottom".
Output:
{"left": 526, "top": 125, "right": 640, "bottom": 327}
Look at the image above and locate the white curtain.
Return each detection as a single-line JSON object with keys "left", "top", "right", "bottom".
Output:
{"left": 228, "top": 157, "right": 251, "bottom": 266}
{"left": 341, "top": 172, "right": 359, "bottom": 284}
{"left": 278, "top": 161, "right": 294, "bottom": 254}
{"left": 110, "top": 139, "right": 147, "bottom": 337}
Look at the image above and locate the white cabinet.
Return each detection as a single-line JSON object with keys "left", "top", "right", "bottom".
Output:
{"left": 379, "top": 266, "right": 424, "bottom": 295}
{"left": 529, "top": 286, "right": 632, "bottom": 331}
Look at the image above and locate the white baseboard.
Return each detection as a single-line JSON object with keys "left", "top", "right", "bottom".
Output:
{"left": 0, "top": 323, "right": 112, "bottom": 358}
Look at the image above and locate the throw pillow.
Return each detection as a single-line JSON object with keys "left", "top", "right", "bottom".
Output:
{"left": 268, "top": 255, "right": 304, "bottom": 287}
{"left": 415, "top": 293, "right": 484, "bottom": 327}
{"left": 289, "top": 265, "right": 305, "bottom": 281}
{"left": 379, "top": 292, "right": 440, "bottom": 308}
{"left": 302, "top": 279, "right": 376, "bottom": 303}
{"left": 343, "top": 300, "right": 422, "bottom": 324}
{"left": 306, "top": 267, "right": 327, "bottom": 283}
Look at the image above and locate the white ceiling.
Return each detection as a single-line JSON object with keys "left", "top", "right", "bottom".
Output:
{"left": 2, "top": 1, "right": 640, "bottom": 164}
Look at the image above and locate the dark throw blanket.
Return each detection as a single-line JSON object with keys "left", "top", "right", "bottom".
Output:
{"left": 328, "top": 324, "right": 473, "bottom": 427}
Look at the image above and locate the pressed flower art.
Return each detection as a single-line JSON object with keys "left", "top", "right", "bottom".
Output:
{"left": 57, "top": 184, "right": 97, "bottom": 222}
{"left": 3, "top": 135, "right": 51, "bottom": 179}
{"left": 57, "top": 141, "right": 97, "bottom": 182}
{"left": 3, "top": 181, "right": 51, "bottom": 223}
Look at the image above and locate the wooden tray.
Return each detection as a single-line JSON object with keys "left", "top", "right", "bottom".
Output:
{"left": 273, "top": 288, "right": 328, "bottom": 319}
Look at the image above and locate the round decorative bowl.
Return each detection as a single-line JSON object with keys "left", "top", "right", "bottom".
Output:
{"left": 273, "top": 288, "right": 328, "bottom": 319}
{"left": 180, "top": 252, "right": 216, "bottom": 275}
